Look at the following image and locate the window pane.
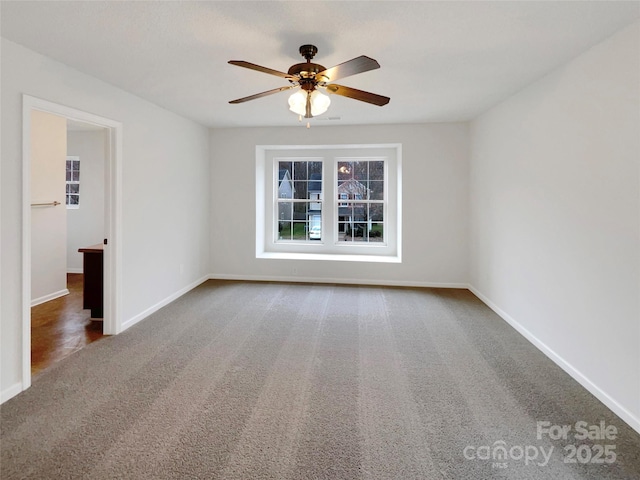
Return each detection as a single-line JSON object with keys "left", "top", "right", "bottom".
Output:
{"left": 66, "top": 171, "right": 72, "bottom": 181}
{"left": 72, "top": 170, "right": 80, "bottom": 182}
{"left": 293, "top": 181, "right": 308, "bottom": 200}
{"left": 68, "top": 195, "right": 79, "bottom": 205}
{"left": 338, "top": 203, "right": 355, "bottom": 220}
{"left": 278, "top": 222, "right": 292, "bottom": 240}
{"left": 369, "top": 181, "right": 384, "bottom": 200}
{"left": 354, "top": 161, "right": 368, "bottom": 181}
{"left": 308, "top": 172, "right": 322, "bottom": 195}
{"left": 369, "top": 161, "right": 384, "bottom": 180}
{"left": 369, "top": 223, "right": 384, "bottom": 242}
{"left": 338, "top": 161, "right": 353, "bottom": 180}
{"left": 293, "top": 161, "right": 308, "bottom": 180}
{"left": 292, "top": 222, "right": 307, "bottom": 240}
{"left": 279, "top": 161, "right": 292, "bottom": 173}
{"left": 68, "top": 184, "right": 80, "bottom": 194}
{"left": 309, "top": 161, "right": 322, "bottom": 176}
{"left": 309, "top": 214, "right": 322, "bottom": 241}
{"left": 293, "top": 202, "right": 307, "bottom": 220}
{"left": 278, "top": 201, "right": 293, "bottom": 222}
{"left": 369, "top": 203, "right": 384, "bottom": 221}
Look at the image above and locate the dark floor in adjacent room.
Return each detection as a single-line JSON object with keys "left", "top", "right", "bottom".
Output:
{"left": 31, "top": 273, "right": 104, "bottom": 376}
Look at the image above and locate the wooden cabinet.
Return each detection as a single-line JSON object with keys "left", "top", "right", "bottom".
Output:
{"left": 78, "top": 244, "right": 103, "bottom": 319}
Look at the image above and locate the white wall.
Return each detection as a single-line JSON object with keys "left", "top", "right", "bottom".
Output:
{"left": 469, "top": 21, "right": 640, "bottom": 430}
{"left": 30, "top": 110, "right": 67, "bottom": 303}
{"left": 66, "top": 130, "right": 106, "bottom": 272}
{"left": 210, "top": 124, "right": 469, "bottom": 286}
{"left": 1, "top": 38, "right": 211, "bottom": 400}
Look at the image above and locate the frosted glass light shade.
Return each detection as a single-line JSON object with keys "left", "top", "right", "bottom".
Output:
{"left": 288, "top": 90, "right": 307, "bottom": 116}
{"left": 288, "top": 89, "right": 331, "bottom": 117}
{"left": 310, "top": 90, "right": 330, "bottom": 116}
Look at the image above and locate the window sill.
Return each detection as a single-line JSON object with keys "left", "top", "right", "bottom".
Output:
{"left": 257, "top": 251, "right": 401, "bottom": 263}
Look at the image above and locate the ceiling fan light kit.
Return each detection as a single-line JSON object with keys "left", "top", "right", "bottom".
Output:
{"left": 229, "top": 44, "right": 389, "bottom": 121}
{"left": 289, "top": 89, "right": 331, "bottom": 117}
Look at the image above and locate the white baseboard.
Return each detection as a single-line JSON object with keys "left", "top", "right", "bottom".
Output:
{"left": 31, "top": 288, "right": 69, "bottom": 307}
{"left": 1, "top": 382, "right": 23, "bottom": 404}
{"left": 67, "top": 268, "right": 83, "bottom": 274}
{"left": 208, "top": 273, "right": 467, "bottom": 289}
{"left": 120, "top": 275, "right": 210, "bottom": 332}
{"left": 468, "top": 284, "right": 640, "bottom": 435}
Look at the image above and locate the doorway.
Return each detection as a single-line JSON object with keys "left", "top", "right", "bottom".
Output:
{"left": 22, "top": 95, "right": 122, "bottom": 390}
{"left": 30, "top": 115, "right": 108, "bottom": 375}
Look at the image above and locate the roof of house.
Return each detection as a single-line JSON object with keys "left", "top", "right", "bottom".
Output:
{"left": 278, "top": 169, "right": 291, "bottom": 182}
{"left": 338, "top": 178, "right": 370, "bottom": 197}
{"left": 309, "top": 173, "right": 322, "bottom": 192}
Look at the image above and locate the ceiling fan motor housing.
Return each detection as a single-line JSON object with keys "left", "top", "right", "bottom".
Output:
{"left": 288, "top": 44, "right": 327, "bottom": 87}
{"left": 288, "top": 62, "right": 326, "bottom": 80}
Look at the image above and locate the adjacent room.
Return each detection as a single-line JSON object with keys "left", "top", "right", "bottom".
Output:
{"left": 1, "top": 1, "right": 638, "bottom": 478}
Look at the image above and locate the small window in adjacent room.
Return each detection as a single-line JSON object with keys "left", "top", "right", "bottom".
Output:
{"left": 66, "top": 156, "right": 80, "bottom": 209}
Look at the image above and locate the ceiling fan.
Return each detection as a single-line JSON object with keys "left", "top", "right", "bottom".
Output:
{"left": 228, "top": 44, "right": 390, "bottom": 119}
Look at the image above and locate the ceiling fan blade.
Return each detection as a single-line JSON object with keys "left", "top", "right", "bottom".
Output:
{"left": 228, "top": 60, "right": 295, "bottom": 79}
{"left": 325, "top": 84, "right": 390, "bottom": 106}
{"left": 315, "top": 56, "right": 380, "bottom": 83}
{"left": 229, "top": 86, "right": 296, "bottom": 104}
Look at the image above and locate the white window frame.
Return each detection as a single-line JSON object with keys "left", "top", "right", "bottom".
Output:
{"left": 335, "top": 156, "right": 386, "bottom": 245}
{"left": 274, "top": 157, "right": 325, "bottom": 243}
{"left": 66, "top": 155, "right": 80, "bottom": 209}
{"left": 256, "top": 144, "right": 402, "bottom": 263}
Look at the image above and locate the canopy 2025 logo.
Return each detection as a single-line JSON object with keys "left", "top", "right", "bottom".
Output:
{"left": 463, "top": 420, "right": 618, "bottom": 469}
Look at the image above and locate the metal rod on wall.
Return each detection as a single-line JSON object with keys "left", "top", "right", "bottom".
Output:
{"left": 30, "top": 201, "right": 61, "bottom": 207}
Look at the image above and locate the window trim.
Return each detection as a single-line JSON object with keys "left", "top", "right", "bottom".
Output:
{"left": 256, "top": 144, "right": 402, "bottom": 263}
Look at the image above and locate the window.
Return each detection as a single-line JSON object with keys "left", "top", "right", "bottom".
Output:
{"left": 276, "top": 159, "right": 323, "bottom": 241}
{"left": 337, "top": 159, "right": 384, "bottom": 243}
{"left": 66, "top": 156, "right": 80, "bottom": 209}
{"left": 257, "top": 144, "right": 401, "bottom": 262}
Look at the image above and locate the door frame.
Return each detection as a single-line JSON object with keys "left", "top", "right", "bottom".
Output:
{"left": 22, "top": 95, "right": 123, "bottom": 390}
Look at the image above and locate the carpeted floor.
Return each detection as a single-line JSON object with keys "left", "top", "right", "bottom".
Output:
{"left": 2, "top": 280, "right": 639, "bottom": 479}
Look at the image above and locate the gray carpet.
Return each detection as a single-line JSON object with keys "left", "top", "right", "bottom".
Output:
{"left": 2, "top": 280, "right": 639, "bottom": 479}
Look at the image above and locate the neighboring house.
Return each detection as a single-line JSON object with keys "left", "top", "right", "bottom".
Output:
{"left": 278, "top": 169, "right": 294, "bottom": 199}
{"left": 278, "top": 169, "right": 294, "bottom": 230}
{"left": 338, "top": 178, "right": 370, "bottom": 236}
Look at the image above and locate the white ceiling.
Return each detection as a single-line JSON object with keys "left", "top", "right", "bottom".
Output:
{"left": 2, "top": 1, "right": 638, "bottom": 128}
